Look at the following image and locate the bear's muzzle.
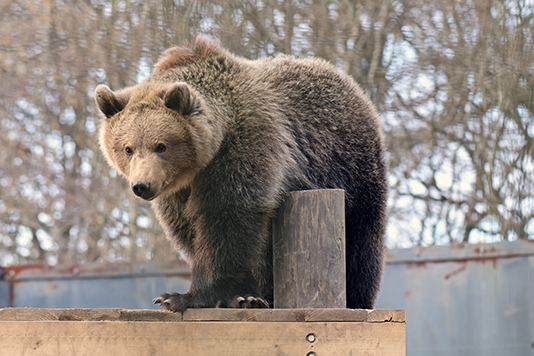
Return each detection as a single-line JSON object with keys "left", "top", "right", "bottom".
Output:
{"left": 132, "top": 179, "right": 153, "bottom": 200}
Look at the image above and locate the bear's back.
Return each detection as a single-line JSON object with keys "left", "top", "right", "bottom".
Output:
{"left": 251, "top": 56, "right": 383, "bottom": 185}
{"left": 252, "top": 55, "right": 379, "bottom": 137}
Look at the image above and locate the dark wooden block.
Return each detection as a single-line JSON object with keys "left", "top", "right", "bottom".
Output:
{"left": 272, "top": 189, "right": 346, "bottom": 308}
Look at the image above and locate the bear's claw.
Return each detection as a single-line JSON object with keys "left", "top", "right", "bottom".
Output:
{"left": 152, "top": 293, "right": 171, "bottom": 305}
{"left": 228, "top": 295, "right": 269, "bottom": 309}
{"left": 152, "top": 296, "right": 163, "bottom": 305}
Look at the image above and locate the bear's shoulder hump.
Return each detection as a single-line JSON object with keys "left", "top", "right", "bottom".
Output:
{"left": 154, "top": 35, "right": 221, "bottom": 74}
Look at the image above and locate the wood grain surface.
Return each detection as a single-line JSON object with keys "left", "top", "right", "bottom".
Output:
{"left": 0, "top": 307, "right": 405, "bottom": 322}
{"left": 273, "top": 189, "right": 346, "bottom": 308}
{"left": 0, "top": 320, "right": 405, "bottom": 356}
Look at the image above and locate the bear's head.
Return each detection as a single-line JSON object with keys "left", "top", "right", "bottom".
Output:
{"left": 95, "top": 82, "right": 220, "bottom": 201}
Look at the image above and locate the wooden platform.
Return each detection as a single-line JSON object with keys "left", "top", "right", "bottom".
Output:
{"left": 0, "top": 308, "right": 405, "bottom": 355}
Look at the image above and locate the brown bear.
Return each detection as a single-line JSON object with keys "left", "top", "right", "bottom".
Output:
{"left": 95, "top": 36, "right": 388, "bottom": 312}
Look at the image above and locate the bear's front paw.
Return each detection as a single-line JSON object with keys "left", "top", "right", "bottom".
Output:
{"left": 153, "top": 292, "right": 269, "bottom": 312}
{"left": 222, "top": 295, "right": 270, "bottom": 309}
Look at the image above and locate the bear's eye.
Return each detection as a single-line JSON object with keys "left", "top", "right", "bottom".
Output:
{"left": 155, "top": 143, "right": 167, "bottom": 153}
{"left": 125, "top": 147, "right": 134, "bottom": 156}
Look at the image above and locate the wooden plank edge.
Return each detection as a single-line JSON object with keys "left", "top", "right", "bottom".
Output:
{"left": 0, "top": 307, "right": 404, "bottom": 323}
{"left": 0, "top": 308, "right": 182, "bottom": 322}
{"left": 184, "top": 308, "right": 405, "bottom": 322}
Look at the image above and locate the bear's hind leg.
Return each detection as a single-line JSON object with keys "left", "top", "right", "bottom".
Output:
{"left": 345, "top": 206, "right": 387, "bottom": 310}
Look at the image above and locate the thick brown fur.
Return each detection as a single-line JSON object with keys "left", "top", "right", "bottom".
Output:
{"left": 154, "top": 37, "right": 221, "bottom": 74}
{"left": 95, "top": 36, "right": 388, "bottom": 312}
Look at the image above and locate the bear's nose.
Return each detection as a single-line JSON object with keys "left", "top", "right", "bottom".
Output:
{"left": 132, "top": 179, "right": 151, "bottom": 199}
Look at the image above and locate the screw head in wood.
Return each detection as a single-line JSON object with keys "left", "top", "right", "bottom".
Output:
{"left": 306, "top": 333, "right": 316, "bottom": 343}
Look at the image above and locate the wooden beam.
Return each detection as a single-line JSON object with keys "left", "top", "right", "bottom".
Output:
{"left": 0, "top": 307, "right": 405, "bottom": 323}
{"left": 0, "top": 309, "right": 405, "bottom": 356}
{"left": 272, "top": 189, "right": 346, "bottom": 308}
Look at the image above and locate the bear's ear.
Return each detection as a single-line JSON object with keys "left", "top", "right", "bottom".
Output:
{"left": 94, "top": 84, "right": 130, "bottom": 118}
{"left": 163, "top": 82, "right": 198, "bottom": 116}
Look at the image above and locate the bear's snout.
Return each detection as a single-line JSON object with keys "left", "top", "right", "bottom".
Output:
{"left": 132, "top": 179, "right": 152, "bottom": 200}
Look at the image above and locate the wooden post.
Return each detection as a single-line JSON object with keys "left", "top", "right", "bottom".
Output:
{"left": 272, "top": 189, "right": 346, "bottom": 308}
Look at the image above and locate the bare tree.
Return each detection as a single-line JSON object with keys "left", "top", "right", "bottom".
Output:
{"left": 0, "top": 0, "right": 532, "bottom": 266}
